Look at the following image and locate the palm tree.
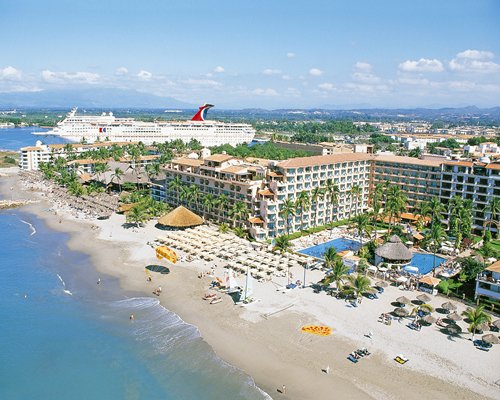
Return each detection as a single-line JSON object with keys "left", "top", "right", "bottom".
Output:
{"left": 273, "top": 235, "right": 291, "bottom": 253}
{"left": 322, "top": 258, "right": 350, "bottom": 293}
{"left": 126, "top": 205, "right": 149, "bottom": 228}
{"left": 426, "top": 223, "right": 446, "bottom": 273}
{"left": 93, "top": 162, "right": 110, "bottom": 185}
{"left": 185, "top": 185, "right": 200, "bottom": 210}
{"left": 145, "top": 162, "right": 161, "bottom": 182}
{"left": 385, "top": 185, "right": 407, "bottom": 234}
{"left": 462, "top": 306, "right": 492, "bottom": 342}
{"left": 280, "top": 199, "right": 296, "bottom": 235}
{"left": 310, "top": 186, "right": 324, "bottom": 227}
{"left": 230, "top": 201, "right": 250, "bottom": 228}
{"left": 371, "top": 183, "right": 384, "bottom": 216}
{"left": 350, "top": 184, "right": 362, "bottom": 217}
{"left": 352, "top": 214, "right": 371, "bottom": 249}
{"left": 110, "top": 167, "right": 124, "bottom": 193}
{"left": 218, "top": 223, "right": 229, "bottom": 233}
{"left": 347, "top": 274, "right": 372, "bottom": 303}
{"left": 323, "top": 246, "right": 338, "bottom": 269}
{"left": 216, "top": 194, "right": 229, "bottom": 222}
{"left": 324, "top": 179, "right": 339, "bottom": 223}
{"left": 202, "top": 194, "right": 217, "bottom": 220}
{"left": 483, "top": 197, "right": 500, "bottom": 237}
{"left": 168, "top": 175, "right": 183, "bottom": 203}
{"left": 233, "top": 227, "right": 247, "bottom": 238}
{"left": 295, "top": 191, "right": 311, "bottom": 231}
{"left": 421, "top": 196, "right": 446, "bottom": 231}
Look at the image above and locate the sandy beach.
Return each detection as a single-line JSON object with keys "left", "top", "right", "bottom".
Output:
{"left": 2, "top": 169, "right": 499, "bottom": 400}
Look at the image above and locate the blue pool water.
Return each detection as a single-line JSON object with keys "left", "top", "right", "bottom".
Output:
{"left": 299, "top": 237, "right": 362, "bottom": 259}
{"left": 404, "top": 253, "right": 446, "bottom": 275}
{"left": 300, "top": 238, "right": 446, "bottom": 275}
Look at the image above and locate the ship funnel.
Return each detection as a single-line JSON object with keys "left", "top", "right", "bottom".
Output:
{"left": 191, "top": 104, "right": 214, "bottom": 121}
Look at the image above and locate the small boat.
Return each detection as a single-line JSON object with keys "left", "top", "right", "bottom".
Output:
{"left": 210, "top": 297, "right": 222, "bottom": 305}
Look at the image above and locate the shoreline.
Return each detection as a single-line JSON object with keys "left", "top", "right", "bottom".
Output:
{"left": 2, "top": 170, "right": 499, "bottom": 400}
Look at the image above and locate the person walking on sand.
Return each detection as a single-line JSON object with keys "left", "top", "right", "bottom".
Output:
{"left": 282, "top": 385, "right": 286, "bottom": 394}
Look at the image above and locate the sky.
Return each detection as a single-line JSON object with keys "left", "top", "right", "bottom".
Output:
{"left": 0, "top": 0, "right": 499, "bottom": 109}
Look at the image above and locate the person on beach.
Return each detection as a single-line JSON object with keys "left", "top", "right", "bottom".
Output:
{"left": 97, "top": 278, "right": 101, "bottom": 285}
{"left": 130, "top": 314, "right": 134, "bottom": 320}
{"left": 282, "top": 385, "right": 286, "bottom": 394}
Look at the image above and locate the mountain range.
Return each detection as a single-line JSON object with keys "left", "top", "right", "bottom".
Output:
{"left": 0, "top": 88, "right": 194, "bottom": 109}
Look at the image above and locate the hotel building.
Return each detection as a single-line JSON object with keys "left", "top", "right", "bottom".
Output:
{"left": 19, "top": 140, "right": 139, "bottom": 171}
{"left": 159, "top": 151, "right": 499, "bottom": 240}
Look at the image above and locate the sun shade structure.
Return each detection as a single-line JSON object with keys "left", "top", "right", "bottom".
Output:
{"left": 396, "top": 296, "right": 411, "bottom": 305}
{"left": 417, "top": 293, "right": 431, "bottom": 303}
{"left": 157, "top": 206, "right": 203, "bottom": 228}
{"left": 419, "top": 276, "right": 441, "bottom": 287}
{"left": 446, "top": 312, "right": 462, "bottom": 322}
{"left": 441, "top": 301, "right": 457, "bottom": 312}
{"left": 394, "top": 307, "right": 410, "bottom": 317}
{"left": 118, "top": 203, "right": 139, "bottom": 213}
{"left": 421, "top": 315, "right": 436, "bottom": 324}
{"left": 375, "top": 235, "right": 412, "bottom": 263}
{"left": 482, "top": 334, "right": 499, "bottom": 344}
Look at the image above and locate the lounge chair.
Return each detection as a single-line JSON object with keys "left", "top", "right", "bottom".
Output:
{"left": 394, "top": 355, "right": 409, "bottom": 364}
{"left": 347, "top": 354, "right": 359, "bottom": 363}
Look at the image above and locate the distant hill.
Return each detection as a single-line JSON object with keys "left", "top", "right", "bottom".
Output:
{"left": 0, "top": 88, "right": 194, "bottom": 109}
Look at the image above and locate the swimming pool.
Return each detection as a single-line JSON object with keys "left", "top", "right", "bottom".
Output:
{"left": 299, "top": 237, "right": 362, "bottom": 259}
{"left": 404, "top": 253, "right": 446, "bottom": 275}
{"left": 300, "top": 238, "right": 446, "bottom": 275}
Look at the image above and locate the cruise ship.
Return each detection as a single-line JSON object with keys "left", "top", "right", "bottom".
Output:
{"left": 37, "top": 104, "right": 255, "bottom": 146}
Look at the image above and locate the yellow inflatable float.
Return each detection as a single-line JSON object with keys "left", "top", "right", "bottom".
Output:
{"left": 155, "top": 246, "right": 177, "bottom": 264}
{"left": 301, "top": 325, "right": 332, "bottom": 336}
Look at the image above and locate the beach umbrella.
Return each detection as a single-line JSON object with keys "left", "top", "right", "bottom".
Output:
{"left": 446, "top": 312, "right": 462, "bottom": 322}
{"left": 394, "top": 307, "right": 409, "bottom": 317}
{"left": 477, "top": 322, "right": 490, "bottom": 332}
{"left": 396, "top": 296, "right": 411, "bottom": 305}
{"left": 481, "top": 334, "right": 500, "bottom": 345}
{"left": 444, "top": 324, "right": 462, "bottom": 335}
{"left": 376, "top": 281, "right": 388, "bottom": 288}
{"left": 417, "top": 293, "right": 431, "bottom": 303}
{"left": 421, "top": 315, "right": 436, "bottom": 324}
{"left": 493, "top": 320, "right": 500, "bottom": 329}
{"left": 441, "top": 301, "right": 457, "bottom": 312}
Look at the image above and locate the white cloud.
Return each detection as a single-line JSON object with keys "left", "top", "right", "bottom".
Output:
{"left": 287, "top": 52, "right": 296, "bottom": 58}
{"left": 182, "top": 78, "right": 220, "bottom": 86}
{"left": 355, "top": 62, "right": 372, "bottom": 72}
{"left": 397, "top": 76, "right": 431, "bottom": 86}
{"left": 137, "top": 70, "right": 153, "bottom": 81}
{"left": 253, "top": 88, "right": 278, "bottom": 96}
{"left": 449, "top": 49, "right": 500, "bottom": 73}
{"left": 399, "top": 58, "right": 444, "bottom": 72}
{"left": 0, "top": 66, "right": 22, "bottom": 80}
{"left": 352, "top": 71, "right": 381, "bottom": 84}
{"left": 213, "top": 66, "right": 225, "bottom": 73}
{"left": 309, "top": 68, "right": 323, "bottom": 76}
{"left": 41, "top": 70, "right": 100, "bottom": 84}
{"left": 263, "top": 68, "right": 281, "bottom": 75}
{"left": 115, "top": 67, "right": 128, "bottom": 75}
{"left": 318, "top": 82, "right": 335, "bottom": 91}
{"left": 281, "top": 74, "right": 291, "bottom": 80}
{"left": 456, "top": 49, "right": 494, "bottom": 60}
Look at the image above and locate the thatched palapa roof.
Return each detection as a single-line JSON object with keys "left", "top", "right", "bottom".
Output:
{"left": 158, "top": 206, "right": 203, "bottom": 228}
{"left": 375, "top": 235, "right": 413, "bottom": 261}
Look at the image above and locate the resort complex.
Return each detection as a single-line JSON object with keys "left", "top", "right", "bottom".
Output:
{"left": 6, "top": 121, "right": 500, "bottom": 400}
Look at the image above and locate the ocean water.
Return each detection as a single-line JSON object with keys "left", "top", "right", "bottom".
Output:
{"left": 0, "top": 126, "right": 67, "bottom": 151}
{"left": 0, "top": 210, "right": 269, "bottom": 400}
